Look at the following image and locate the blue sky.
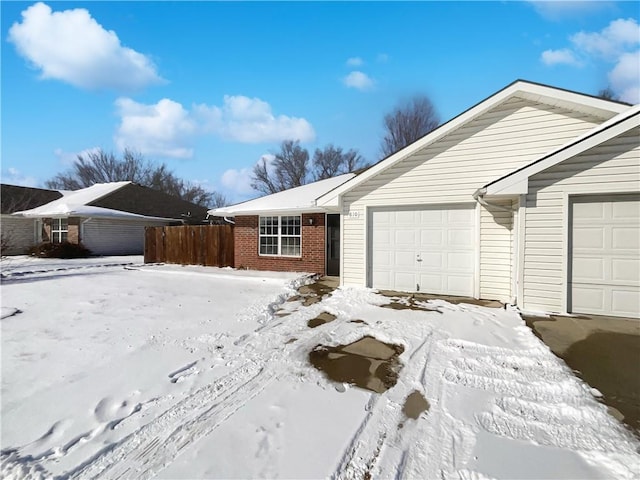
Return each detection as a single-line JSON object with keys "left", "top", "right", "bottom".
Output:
{"left": 2, "top": 1, "right": 639, "bottom": 204}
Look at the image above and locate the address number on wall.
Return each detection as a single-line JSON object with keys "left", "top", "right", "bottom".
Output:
{"left": 342, "top": 209, "right": 361, "bottom": 219}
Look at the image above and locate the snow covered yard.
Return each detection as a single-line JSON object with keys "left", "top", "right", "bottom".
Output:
{"left": 1, "top": 257, "right": 639, "bottom": 479}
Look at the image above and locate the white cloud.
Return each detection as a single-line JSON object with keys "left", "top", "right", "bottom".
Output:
{"left": 343, "top": 71, "right": 375, "bottom": 91}
{"left": 540, "top": 18, "right": 640, "bottom": 101}
{"left": 221, "top": 167, "right": 254, "bottom": 196}
{"left": 609, "top": 50, "right": 640, "bottom": 103}
{"left": 54, "top": 146, "right": 101, "bottom": 165}
{"left": 346, "top": 57, "right": 364, "bottom": 67}
{"left": 571, "top": 18, "right": 640, "bottom": 60}
{"left": 377, "top": 53, "right": 389, "bottom": 63}
{"left": 2, "top": 167, "right": 38, "bottom": 187}
{"left": 541, "top": 48, "right": 582, "bottom": 66}
{"left": 113, "top": 96, "right": 315, "bottom": 158}
{"left": 528, "top": 1, "right": 615, "bottom": 21}
{"left": 221, "top": 154, "right": 275, "bottom": 198}
{"left": 115, "top": 98, "right": 197, "bottom": 158}
{"left": 195, "top": 96, "right": 315, "bottom": 143}
{"left": 7, "top": 2, "right": 163, "bottom": 91}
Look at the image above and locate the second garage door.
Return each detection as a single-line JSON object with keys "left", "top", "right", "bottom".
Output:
{"left": 570, "top": 194, "right": 640, "bottom": 318}
{"left": 370, "top": 204, "right": 476, "bottom": 295}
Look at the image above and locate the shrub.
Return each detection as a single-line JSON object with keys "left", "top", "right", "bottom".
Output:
{"left": 28, "top": 242, "right": 91, "bottom": 259}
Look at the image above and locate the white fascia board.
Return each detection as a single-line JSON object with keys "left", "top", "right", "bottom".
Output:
{"left": 316, "top": 80, "right": 628, "bottom": 207}
{"left": 486, "top": 108, "right": 639, "bottom": 196}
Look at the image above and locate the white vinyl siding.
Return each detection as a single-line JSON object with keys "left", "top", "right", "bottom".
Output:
{"left": 342, "top": 98, "right": 602, "bottom": 296}
{"left": 479, "top": 200, "right": 514, "bottom": 302}
{"left": 0, "top": 216, "right": 38, "bottom": 255}
{"left": 522, "top": 127, "right": 640, "bottom": 315}
{"left": 82, "top": 218, "right": 170, "bottom": 256}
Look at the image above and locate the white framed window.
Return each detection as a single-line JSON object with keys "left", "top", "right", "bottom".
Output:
{"left": 259, "top": 215, "right": 301, "bottom": 256}
{"left": 51, "top": 218, "right": 68, "bottom": 243}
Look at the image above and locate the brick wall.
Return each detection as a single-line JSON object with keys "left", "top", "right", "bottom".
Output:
{"left": 42, "top": 217, "right": 80, "bottom": 244}
{"left": 235, "top": 213, "right": 326, "bottom": 275}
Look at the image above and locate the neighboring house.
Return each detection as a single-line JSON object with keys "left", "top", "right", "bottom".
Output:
{"left": 210, "top": 173, "right": 355, "bottom": 275}
{"left": 212, "top": 80, "right": 639, "bottom": 319}
{"left": 1, "top": 184, "right": 63, "bottom": 255}
{"left": 13, "top": 182, "right": 210, "bottom": 256}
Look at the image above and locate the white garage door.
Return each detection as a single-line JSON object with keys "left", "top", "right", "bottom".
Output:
{"left": 370, "top": 204, "right": 476, "bottom": 295}
{"left": 570, "top": 194, "right": 640, "bottom": 318}
{"left": 82, "top": 218, "right": 148, "bottom": 255}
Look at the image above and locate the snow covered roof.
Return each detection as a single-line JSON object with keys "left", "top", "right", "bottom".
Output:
{"left": 209, "top": 173, "right": 356, "bottom": 216}
{"left": 13, "top": 181, "right": 181, "bottom": 221}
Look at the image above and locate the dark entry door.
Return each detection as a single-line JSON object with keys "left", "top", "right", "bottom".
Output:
{"left": 326, "top": 214, "right": 340, "bottom": 276}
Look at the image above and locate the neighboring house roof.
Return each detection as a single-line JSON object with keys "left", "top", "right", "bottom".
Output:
{"left": 1, "top": 184, "right": 63, "bottom": 214}
{"left": 480, "top": 104, "right": 640, "bottom": 196}
{"left": 209, "top": 173, "right": 356, "bottom": 216}
{"left": 13, "top": 181, "right": 209, "bottom": 223}
{"left": 316, "top": 79, "right": 630, "bottom": 207}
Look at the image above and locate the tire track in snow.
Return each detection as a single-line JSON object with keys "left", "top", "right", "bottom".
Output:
{"left": 438, "top": 338, "right": 640, "bottom": 474}
{"left": 67, "top": 279, "right": 333, "bottom": 480}
{"left": 68, "top": 360, "right": 268, "bottom": 479}
{"left": 330, "top": 332, "right": 435, "bottom": 480}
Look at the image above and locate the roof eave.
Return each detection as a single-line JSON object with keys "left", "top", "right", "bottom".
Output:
{"left": 316, "top": 80, "right": 629, "bottom": 206}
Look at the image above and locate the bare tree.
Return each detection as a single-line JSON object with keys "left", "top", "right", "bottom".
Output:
{"left": 45, "top": 149, "right": 224, "bottom": 208}
{"left": 380, "top": 95, "right": 440, "bottom": 158}
{"left": 597, "top": 87, "right": 618, "bottom": 101}
{"left": 312, "top": 144, "right": 366, "bottom": 180}
{"left": 251, "top": 140, "right": 310, "bottom": 194}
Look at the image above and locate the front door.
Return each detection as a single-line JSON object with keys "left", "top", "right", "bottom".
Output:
{"left": 326, "top": 214, "right": 340, "bottom": 276}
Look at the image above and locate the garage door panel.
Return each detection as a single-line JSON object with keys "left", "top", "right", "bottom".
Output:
{"left": 613, "top": 227, "right": 639, "bottom": 249}
{"left": 572, "top": 286, "right": 606, "bottom": 312}
{"left": 449, "top": 228, "right": 474, "bottom": 246}
{"left": 420, "top": 210, "right": 444, "bottom": 224}
{"left": 448, "top": 252, "right": 474, "bottom": 271}
{"left": 395, "top": 273, "right": 416, "bottom": 292}
{"left": 396, "top": 230, "right": 416, "bottom": 245}
{"left": 612, "top": 290, "right": 640, "bottom": 317}
{"left": 612, "top": 259, "right": 640, "bottom": 283}
{"left": 447, "top": 275, "right": 475, "bottom": 296}
{"left": 421, "top": 230, "right": 443, "bottom": 246}
{"left": 573, "top": 202, "right": 605, "bottom": 220}
{"left": 573, "top": 257, "right": 605, "bottom": 282}
{"left": 371, "top": 205, "right": 475, "bottom": 296}
{"left": 571, "top": 195, "right": 639, "bottom": 318}
{"left": 612, "top": 201, "right": 639, "bottom": 218}
{"left": 395, "top": 251, "right": 415, "bottom": 267}
{"left": 573, "top": 227, "right": 605, "bottom": 249}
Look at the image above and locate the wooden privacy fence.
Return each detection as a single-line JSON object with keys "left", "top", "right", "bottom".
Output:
{"left": 144, "top": 225, "right": 234, "bottom": 267}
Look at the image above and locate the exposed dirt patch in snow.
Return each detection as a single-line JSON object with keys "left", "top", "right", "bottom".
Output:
{"left": 403, "top": 390, "right": 430, "bottom": 419}
{"left": 307, "top": 311, "right": 336, "bottom": 328}
{"left": 309, "top": 336, "right": 404, "bottom": 393}
{"left": 380, "top": 291, "right": 504, "bottom": 309}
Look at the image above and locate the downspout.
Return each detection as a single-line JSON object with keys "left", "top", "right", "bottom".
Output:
{"left": 472, "top": 188, "right": 518, "bottom": 306}
{"left": 223, "top": 217, "right": 235, "bottom": 225}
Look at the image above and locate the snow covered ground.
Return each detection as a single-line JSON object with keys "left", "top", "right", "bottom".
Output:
{"left": 1, "top": 257, "right": 639, "bottom": 479}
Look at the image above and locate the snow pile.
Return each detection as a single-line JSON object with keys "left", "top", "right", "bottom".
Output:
{"left": 1, "top": 260, "right": 638, "bottom": 479}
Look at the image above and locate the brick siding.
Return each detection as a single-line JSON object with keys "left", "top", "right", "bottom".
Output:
{"left": 235, "top": 213, "right": 326, "bottom": 275}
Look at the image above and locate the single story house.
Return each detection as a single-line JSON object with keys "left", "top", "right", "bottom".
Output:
{"left": 13, "top": 181, "right": 210, "bottom": 256}
{"left": 1, "top": 184, "right": 63, "bottom": 255}
{"left": 211, "top": 80, "right": 639, "bottom": 318}
{"left": 210, "top": 173, "right": 355, "bottom": 275}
